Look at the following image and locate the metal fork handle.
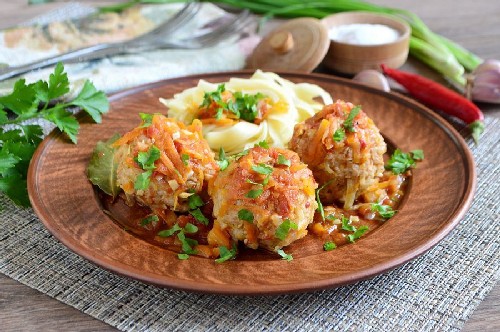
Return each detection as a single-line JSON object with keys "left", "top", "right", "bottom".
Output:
{"left": 0, "top": 43, "right": 123, "bottom": 80}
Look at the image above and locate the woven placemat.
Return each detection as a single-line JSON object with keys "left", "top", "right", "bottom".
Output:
{"left": 0, "top": 115, "right": 498, "bottom": 331}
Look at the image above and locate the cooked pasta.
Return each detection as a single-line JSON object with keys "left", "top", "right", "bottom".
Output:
{"left": 160, "top": 70, "right": 333, "bottom": 155}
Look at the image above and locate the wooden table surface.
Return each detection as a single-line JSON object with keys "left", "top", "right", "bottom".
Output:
{"left": 0, "top": 0, "right": 498, "bottom": 331}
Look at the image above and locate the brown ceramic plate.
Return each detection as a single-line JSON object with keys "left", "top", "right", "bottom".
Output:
{"left": 28, "top": 71, "right": 476, "bottom": 295}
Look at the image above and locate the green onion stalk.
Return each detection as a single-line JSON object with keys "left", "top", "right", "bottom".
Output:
{"left": 99, "top": 0, "right": 484, "bottom": 90}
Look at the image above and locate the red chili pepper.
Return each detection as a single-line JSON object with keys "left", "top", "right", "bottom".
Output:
{"left": 381, "top": 64, "right": 484, "bottom": 144}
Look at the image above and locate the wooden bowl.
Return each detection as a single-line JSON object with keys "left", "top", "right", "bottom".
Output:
{"left": 322, "top": 12, "right": 410, "bottom": 75}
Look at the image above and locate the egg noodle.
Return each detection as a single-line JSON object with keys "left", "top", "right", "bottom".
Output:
{"left": 160, "top": 70, "right": 333, "bottom": 155}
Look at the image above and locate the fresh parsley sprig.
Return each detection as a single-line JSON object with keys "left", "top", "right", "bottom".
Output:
{"left": 386, "top": 149, "right": 424, "bottom": 174}
{"left": 0, "top": 62, "right": 108, "bottom": 207}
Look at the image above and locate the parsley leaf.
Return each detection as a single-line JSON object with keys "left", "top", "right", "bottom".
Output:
{"left": 254, "top": 140, "right": 269, "bottom": 148}
{"left": 323, "top": 241, "right": 337, "bottom": 251}
{"left": 201, "top": 84, "right": 225, "bottom": 108}
{"left": 411, "top": 149, "right": 425, "bottom": 160}
{"left": 371, "top": 203, "right": 396, "bottom": 219}
{"left": 238, "top": 209, "right": 254, "bottom": 223}
{"left": 276, "top": 249, "right": 293, "bottom": 261}
{"left": 251, "top": 163, "right": 273, "bottom": 175}
{"left": 188, "top": 193, "right": 204, "bottom": 209}
{"left": 44, "top": 108, "right": 80, "bottom": 144}
{"left": 140, "top": 215, "right": 159, "bottom": 227}
{"left": 177, "top": 231, "right": 198, "bottom": 255}
{"left": 134, "top": 170, "right": 153, "bottom": 190}
{"left": 135, "top": 145, "right": 160, "bottom": 170}
{"left": 47, "top": 62, "right": 70, "bottom": 101}
{"left": 275, "top": 219, "right": 298, "bottom": 241}
{"left": 181, "top": 153, "right": 190, "bottom": 166}
{"left": 157, "top": 224, "right": 182, "bottom": 237}
{"left": 347, "top": 226, "right": 369, "bottom": 243}
{"left": 315, "top": 180, "right": 332, "bottom": 221}
{"left": 333, "top": 127, "right": 345, "bottom": 142}
{"left": 246, "top": 188, "right": 263, "bottom": 199}
{"left": 0, "top": 62, "right": 108, "bottom": 208}
{"left": 277, "top": 154, "right": 291, "bottom": 167}
{"left": 386, "top": 149, "right": 420, "bottom": 174}
{"left": 189, "top": 208, "right": 209, "bottom": 225}
{"left": 340, "top": 216, "right": 369, "bottom": 243}
{"left": 217, "top": 147, "right": 229, "bottom": 171}
{"left": 341, "top": 215, "right": 355, "bottom": 232}
{"left": 139, "top": 113, "right": 154, "bottom": 128}
{"left": 215, "top": 245, "right": 237, "bottom": 263}
{"left": 0, "top": 79, "right": 38, "bottom": 117}
{"left": 343, "top": 105, "right": 361, "bottom": 132}
{"left": 71, "top": 80, "right": 109, "bottom": 123}
{"left": 183, "top": 222, "right": 199, "bottom": 234}
{"left": 177, "top": 253, "right": 190, "bottom": 260}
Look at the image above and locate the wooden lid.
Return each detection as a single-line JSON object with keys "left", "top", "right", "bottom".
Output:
{"left": 247, "top": 18, "right": 330, "bottom": 72}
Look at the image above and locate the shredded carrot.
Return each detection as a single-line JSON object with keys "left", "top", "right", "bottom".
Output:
{"left": 194, "top": 245, "right": 216, "bottom": 258}
{"left": 306, "top": 118, "right": 329, "bottom": 166}
{"left": 244, "top": 222, "right": 258, "bottom": 247}
{"left": 111, "top": 127, "right": 144, "bottom": 147}
{"left": 207, "top": 221, "right": 231, "bottom": 248}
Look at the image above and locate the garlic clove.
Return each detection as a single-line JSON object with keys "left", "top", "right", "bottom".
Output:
{"left": 472, "top": 59, "right": 500, "bottom": 75}
{"left": 352, "top": 69, "right": 390, "bottom": 92}
{"left": 471, "top": 59, "right": 500, "bottom": 103}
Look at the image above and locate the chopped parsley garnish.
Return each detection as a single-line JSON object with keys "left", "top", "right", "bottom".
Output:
{"left": 139, "top": 113, "right": 154, "bottom": 128}
{"left": 343, "top": 105, "right": 361, "bottom": 132}
{"left": 251, "top": 163, "right": 273, "bottom": 175}
{"left": 157, "top": 224, "right": 182, "bottom": 237}
{"left": 215, "top": 245, "right": 237, "bottom": 263}
{"left": 275, "top": 219, "right": 298, "bottom": 241}
{"left": 185, "top": 194, "right": 208, "bottom": 231}
{"left": 233, "top": 91, "right": 265, "bottom": 123}
{"left": 134, "top": 170, "right": 153, "bottom": 190}
{"left": 277, "top": 154, "right": 291, "bottom": 167}
{"left": 134, "top": 145, "right": 161, "bottom": 190}
{"left": 183, "top": 222, "right": 199, "bottom": 234}
{"left": 326, "top": 214, "right": 336, "bottom": 221}
{"left": 135, "top": 145, "right": 160, "bottom": 170}
{"left": 333, "top": 127, "right": 346, "bottom": 142}
{"left": 323, "top": 241, "right": 337, "bottom": 251}
{"left": 140, "top": 215, "right": 159, "bottom": 227}
{"left": 217, "top": 147, "right": 229, "bottom": 171}
{"left": 199, "top": 84, "right": 266, "bottom": 123}
{"left": 411, "top": 149, "right": 425, "bottom": 160}
{"left": 189, "top": 208, "right": 209, "bottom": 225}
{"left": 386, "top": 148, "right": 424, "bottom": 174}
{"left": 341, "top": 215, "right": 369, "bottom": 243}
{"left": 177, "top": 231, "right": 198, "bottom": 254}
{"left": 341, "top": 215, "right": 355, "bottom": 232}
{"left": 157, "top": 223, "right": 199, "bottom": 256}
{"left": 246, "top": 188, "right": 263, "bottom": 199}
{"left": 188, "top": 193, "right": 204, "bottom": 210}
{"left": 181, "top": 153, "right": 189, "bottom": 166}
{"left": 177, "top": 253, "right": 190, "bottom": 260}
{"left": 201, "top": 83, "right": 225, "bottom": 108}
{"left": 276, "top": 249, "right": 293, "bottom": 261}
{"left": 254, "top": 140, "right": 269, "bottom": 148}
{"left": 315, "top": 180, "right": 333, "bottom": 221}
{"left": 371, "top": 203, "right": 396, "bottom": 219}
{"left": 347, "top": 226, "right": 369, "bottom": 243}
{"left": 238, "top": 209, "right": 254, "bottom": 223}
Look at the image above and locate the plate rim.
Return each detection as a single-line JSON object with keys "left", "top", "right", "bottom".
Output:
{"left": 27, "top": 70, "right": 477, "bottom": 295}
